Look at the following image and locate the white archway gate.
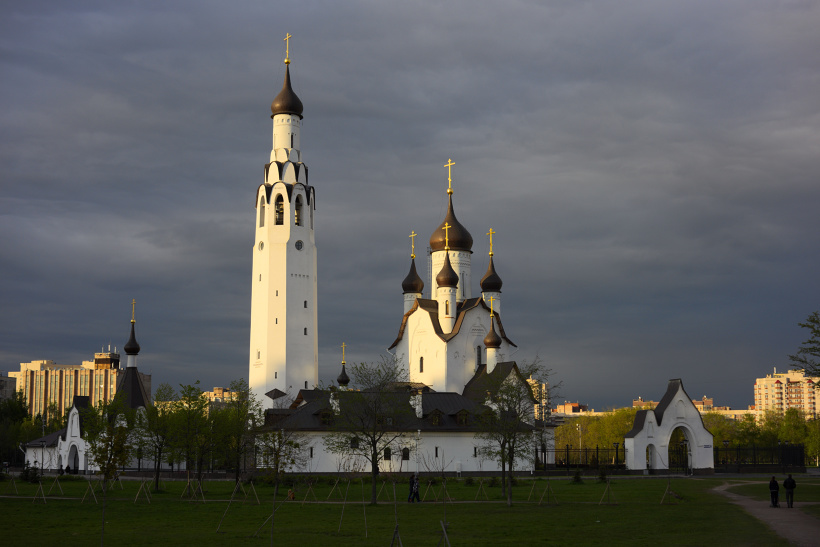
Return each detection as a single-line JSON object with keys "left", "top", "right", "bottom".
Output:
{"left": 624, "top": 379, "right": 714, "bottom": 473}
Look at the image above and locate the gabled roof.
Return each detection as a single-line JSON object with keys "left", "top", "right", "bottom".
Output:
{"left": 462, "top": 361, "right": 533, "bottom": 404}
{"left": 388, "top": 297, "right": 516, "bottom": 350}
{"left": 25, "top": 428, "right": 65, "bottom": 448}
{"left": 624, "top": 409, "right": 650, "bottom": 438}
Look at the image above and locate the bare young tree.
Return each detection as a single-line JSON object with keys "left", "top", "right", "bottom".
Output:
{"left": 474, "top": 359, "right": 555, "bottom": 506}
{"left": 323, "top": 357, "right": 414, "bottom": 504}
{"left": 136, "top": 382, "right": 177, "bottom": 491}
{"left": 212, "top": 378, "right": 261, "bottom": 484}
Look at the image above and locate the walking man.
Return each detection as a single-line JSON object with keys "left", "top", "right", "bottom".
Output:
{"left": 783, "top": 474, "right": 796, "bottom": 508}
{"left": 768, "top": 476, "right": 780, "bottom": 508}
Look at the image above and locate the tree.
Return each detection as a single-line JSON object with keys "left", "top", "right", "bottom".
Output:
{"left": 137, "top": 382, "right": 177, "bottom": 491}
{"left": 475, "top": 360, "right": 552, "bottom": 506}
{"left": 788, "top": 311, "right": 820, "bottom": 378}
{"left": 82, "top": 395, "right": 134, "bottom": 546}
{"left": 171, "top": 382, "right": 210, "bottom": 481}
{"left": 211, "top": 378, "right": 260, "bottom": 484}
{"left": 0, "top": 391, "right": 28, "bottom": 467}
{"left": 323, "top": 358, "right": 414, "bottom": 504}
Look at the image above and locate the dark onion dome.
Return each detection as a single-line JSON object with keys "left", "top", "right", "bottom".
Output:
{"left": 124, "top": 322, "right": 140, "bottom": 355}
{"left": 271, "top": 65, "right": 304, "bottom": 118}
{"left": 436, "top": 252, "right": 459, "bottom": 288}
{"left": 483, "top": 321, "right": 502, "bottom": 349}
{"left": 402, "top": 258, "right": 424, "bottom": 294}
{"left": 480, "top": 256, "right": 503, "bottom": 292}
{"left": 429, "top": 195, "right": 473, "bottom": 252}
{"left": 337, "top": 364, "right": 350, "bottom": 386}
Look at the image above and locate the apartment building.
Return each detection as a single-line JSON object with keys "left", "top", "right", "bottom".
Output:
{"left": 754, "top": 368, "right": 817, "bottom": 418}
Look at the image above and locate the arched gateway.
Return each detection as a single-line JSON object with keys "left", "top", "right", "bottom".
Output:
{"left": 624, "top": 379, "right": 714, "bottom": 473}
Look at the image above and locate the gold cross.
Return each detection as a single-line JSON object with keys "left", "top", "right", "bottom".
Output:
{"left": 409, "top": 231, "right": 417, "bottom": 259}
{"left": 489, "top": 296, "right": 495, "bottom": 318}
{"left": 341, "top": 342, "right": 346, "bottom": 365}
{"left": 487, "top": 228, "right": 496, "bottom": 257}
{"left": 284, "top": 33, "right": 292, "bottom": 65}
{"left": 443, "top": 222, "right": 451, "bottom": 250}
{"left": 131, "top": 299, "right": 136, "bottom": 323}
{"left": 444, "top": 159, "right": 455, "bottom": 195}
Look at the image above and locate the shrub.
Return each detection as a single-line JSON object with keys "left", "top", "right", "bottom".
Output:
{"left": 571, "top": 470, "right": 583, "bottom": 484}
{"left": 489, "top": 476, "right": 499, "bottom": 487}
{"left": 464, "top": 476, "right": 474, "bottom": 486}
{"left": 598, "top": 467, "right": 608, "bottom": 483}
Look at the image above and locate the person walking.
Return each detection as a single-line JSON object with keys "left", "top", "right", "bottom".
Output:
{"left": 408, "top": 474, "right": 416, "bottom": 503}
{"left": 412, "top": 474, "right": 421, "bottom": 502}
{"left": 783, "top": 474, "right": 796, "bottom": 508}
{"left": 769, "top": 476, "right": 780, "bottom": 507}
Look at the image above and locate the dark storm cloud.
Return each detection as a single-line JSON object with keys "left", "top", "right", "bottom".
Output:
{"left": 2, "top": 0, "right": 819, "bottom": 410}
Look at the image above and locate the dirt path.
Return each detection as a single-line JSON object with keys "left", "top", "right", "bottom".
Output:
{"left": 713, "top": 482, "right": 820, "bottom": 546}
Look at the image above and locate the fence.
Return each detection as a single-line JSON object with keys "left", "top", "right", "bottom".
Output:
{"left": 713, "top": 444, "right": 806, "bottom": 473}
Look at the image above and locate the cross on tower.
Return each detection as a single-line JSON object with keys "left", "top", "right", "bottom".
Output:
{"left": 409, "top": 231, "right": 417, "bottom": 259}
{"left": 487, "top": 228, "right": 496, "bottom": 257}
{"left": 131, "top": 299, "right": 136, "bottom": 323}
{"left": 489, "top": 296, "right": 496, "bottom": 318}
{"left": 340, "top": 342, "right": 346, "bottom": 365}
{"left": 284, "top": 33, "right": 292, "bottom": 65}
{"left": 443, "top": 222, "right": 452, "bottom": 251}
{"left": 444, "top": 159, "right": 455, "bottom": 195}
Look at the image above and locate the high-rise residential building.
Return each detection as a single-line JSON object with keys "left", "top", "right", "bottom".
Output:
{"left": 753, "top": 368, "right": 818, "bottom": 418}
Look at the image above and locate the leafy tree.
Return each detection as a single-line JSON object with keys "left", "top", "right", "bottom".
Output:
{"left": 137, "top": 383, "right": 177, "bottom": 491}
{"left": 788, "top": 311, "right": 820, "bottom": 378}
{"left": 81, "top": 395, "right": 134, "bottom": 546}
{"left": 323, "top": 358, "right": 413, "bottom": 504}
{"left": 171, "top": 382, "right": 210, "bottom": 481}
{"left": 211, "top": 378, "right": 260, "bottom": 484}
{"left": 0, "top": 391, "right": 28, "bottom": 466}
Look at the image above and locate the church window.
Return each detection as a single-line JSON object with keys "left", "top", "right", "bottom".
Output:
{"left": 275, "top": 372, "right": 277, "bottom": 379}
{"left": 304, "top": 300, "right": 307, "bottom": 308}
{"left": 295, "top": 196, "right": 303, "bottom": 226}
{"left": 259, "top": 197, "right": 266, "bottom": 227}
{"left": 457, "top": 411, "right": 468, "bottom": 426}
{"left": 476, "top": 346, "right": 482, "bottom": 368}
{"left": 257, "top": 351, "right": 260, "bottom": 359}
{"left": 291, "top": 133, "right": 294, "bottom": 148}
{"left": 350, "top": 437, "right": 359, "bottom": 449}
{"left": 419, "top": 357, "right": 423, "bottom": 373}
{"left": 309, "top": 447, "right": 314, "bottom": 458}
{"left": 402, "top": 448, "right": 410, "bottom": 461}
{"left": 431, "top": 411, "right": 442, "bottom": 426}
{"left": 445, "top": 301, "right": 450, "bottom": 315}
{"left": 473, "top": 446, "right": 477, "bottom": 457}
{"left": 435, "top": 447, "right": 439, "bottom": 458}
{"left": 259, "top": 274, "right": 261, "bottom": 281}
{"left": 384, "top": 447, "right": 391, "bottom": 461}
{"left": 274, "top": 195, "right": 284, "bottom": 225}
{"left": 304, "top": 328, "right": 307, "bottom": 335}
{"left": 305, "top": 381, "right": 308, "bottom": 389}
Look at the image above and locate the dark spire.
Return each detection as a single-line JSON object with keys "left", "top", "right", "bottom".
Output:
{"left": 124, "top": 319, "right": 140, "bottom": 356}
{"left": 480, "top": 256, "right": 503, "bottom": 292}
{"left": 483, "top": 319, "right": 502, "bottom": 349}
{"left": 402, "top": 258, "right": 425, "bottom": 294}
{"left": 337, "top": 364, "right": 350, "bottom": 387}
{"left": 271, "top": 65, "right": 304, "bottom": 118}
{"left": 429, "top": 195, "right": 473, "bottom": 252}
{"left": 436, "top": 252, "right": 459, "bottom": 288}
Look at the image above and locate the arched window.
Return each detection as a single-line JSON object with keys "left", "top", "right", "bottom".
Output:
{"left": 445, "top": 301, "right": 450, "bottom": 315}
{"left": 295, "top": 196, "right": 303, "bottom": 226}
{"left": 419, "top": 357, "right": 423, "bottom": 373}
{"left": 384, "top": 447, "right": 391, "bottom": 461}
{"left": 402, "top": 448, "right": 410, "bottom": 461}
{"left": 274, "top": 195, "right": 284, "bottom": 225}
{"left": 259, "top": 197, "right": 266, "bottom": 227}
{"left": 476, "top": 346, "right": 482, "bottom": 367}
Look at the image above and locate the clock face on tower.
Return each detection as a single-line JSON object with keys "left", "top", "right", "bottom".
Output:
{"left": 295, "top": 240, "right": 303, "bottom": 251}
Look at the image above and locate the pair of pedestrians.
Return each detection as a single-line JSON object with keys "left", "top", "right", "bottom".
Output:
{"left": 769, "top": 474, "right": 797, "bottom": 508}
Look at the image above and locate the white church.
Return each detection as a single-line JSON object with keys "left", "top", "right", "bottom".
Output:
{"left": 248, "top": 44, "right": 553, "bottom": 474}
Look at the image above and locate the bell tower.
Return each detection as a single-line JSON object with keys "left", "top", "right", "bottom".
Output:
{"left": 249, "top": 35, "right": 318, "bottom": 405}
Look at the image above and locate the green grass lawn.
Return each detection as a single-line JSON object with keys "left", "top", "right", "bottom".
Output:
{"left": 726, "top": 476, "right": 820, "bottom": 521}
{"left": 0, "top": 475, "right": 791, "bottom": 546}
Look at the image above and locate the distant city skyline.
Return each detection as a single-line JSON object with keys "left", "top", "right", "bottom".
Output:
{"left": 2, "top": 1, "right": 819, "bottom": 411}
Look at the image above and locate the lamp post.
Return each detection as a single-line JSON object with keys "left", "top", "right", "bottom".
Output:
{"left": 40, "top": 441, "right": 45, "bottom": 475}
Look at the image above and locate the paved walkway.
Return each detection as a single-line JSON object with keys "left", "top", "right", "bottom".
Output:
{"left": 713, "top": 482, "right": 820, "bottom": 546}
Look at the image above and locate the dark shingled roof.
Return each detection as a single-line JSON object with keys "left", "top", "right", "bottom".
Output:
{"left": 401, "top": 258, "right": 424, "bottom": 294}
{"left": 388, "top": 297, "right": 516, "bottom": 350}
{"left": 462, "top": 361, "right": 533, "bottom": 404}
{"left": 25, "top": 428, "right": 64, "bottom": 448}
{"left": 624, "top": 409, "right": 650, "bottom": 438}
{"left": 270, "top": 65, "right": 304, "bottom": 118}
{"left": 264, "top": 388, "right": 500, "bottom": 433}
{"left": 115, "top": 367, "right": 150, "bottom": 409}
{"left": 429, "top": 195, "right": 473, "bottom": 252}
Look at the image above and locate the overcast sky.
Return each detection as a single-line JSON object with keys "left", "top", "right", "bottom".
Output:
{"left": 2, "top": 0, "right": 819, "bottom": 410}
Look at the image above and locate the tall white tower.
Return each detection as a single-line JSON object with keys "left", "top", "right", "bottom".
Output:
{"left": 249, "top": 42, "right": 318, "bottom": 405}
